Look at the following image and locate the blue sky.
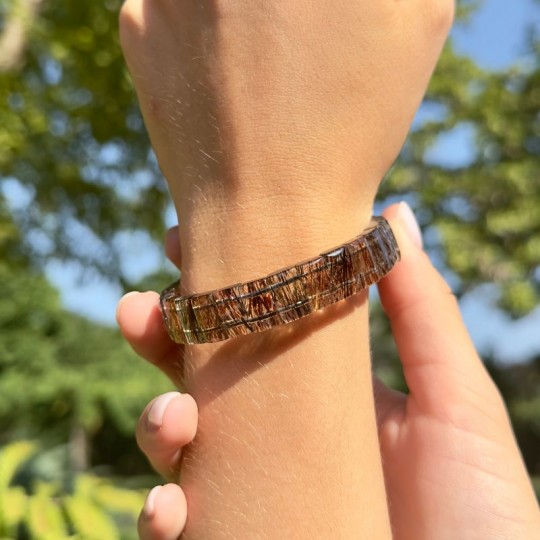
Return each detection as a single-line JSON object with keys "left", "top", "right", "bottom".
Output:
{"left": 454, "top": 0, "right": 540, "bottom": 70}
{"left": 38, "top": 0, "right": 540, "bottom": 364}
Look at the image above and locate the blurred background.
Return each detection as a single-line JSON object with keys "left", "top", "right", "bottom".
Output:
{"left": 0, "top": 0, "right": 539, "bottom": 538}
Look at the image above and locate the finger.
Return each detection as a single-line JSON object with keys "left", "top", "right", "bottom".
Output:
{"left": 378, "top": 202, "right": 502, "bottom": 417}
{"left": 136, "top": 392, "right": 198, "bottom": 481}
{"left": 138, "top": 483, "right": 187, "bottom": 540}
{"left": 116, "top": 292, "right": 184, "bottom": 387}
{"left": 165, "top": 226, "right": 181, "bottom": 269}
{"left": 372, "top": 374, "right": 405, "bottom": 428}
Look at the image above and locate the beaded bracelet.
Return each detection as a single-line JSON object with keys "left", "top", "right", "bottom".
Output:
{"left": 160, "top": 216, "right": 399, "bottom": 345}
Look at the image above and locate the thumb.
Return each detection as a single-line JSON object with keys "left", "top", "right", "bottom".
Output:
{"left": 378, "top": 202, "right": 503, "bottom": 419}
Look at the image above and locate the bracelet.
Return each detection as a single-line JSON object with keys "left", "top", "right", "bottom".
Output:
{"left": 160, "top": 216, "right": 399, "bottom": 345}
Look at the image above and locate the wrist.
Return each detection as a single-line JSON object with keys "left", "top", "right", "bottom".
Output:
{"left": 175, "top": 186, "right": 375, "bottom": 294}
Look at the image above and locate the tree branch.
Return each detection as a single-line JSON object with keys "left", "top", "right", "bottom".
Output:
{"left": 0, "top": 0, "right": 42, "bottom": 73}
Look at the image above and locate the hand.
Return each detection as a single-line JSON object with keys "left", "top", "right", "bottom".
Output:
{"left": 119, "top": 0, "right": 454, "bottom": 214}
{"left": 117, "top": 203, "right": 540, "bottom": 540}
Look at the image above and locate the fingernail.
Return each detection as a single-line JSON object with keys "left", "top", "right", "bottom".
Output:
{"left": 116, "top": 292, "right": 140, "bottom": 325}
{"left": 143, "top": 486, "right": 162, "bottom": 519}
{"left": 147, "top": 392, "right": 181, "bottom": 430}
{"left": 398, "top": 202, "right": 423, "bottom": 249}
{"left": 118, "top": 291, "right": 140, "bottom": 311}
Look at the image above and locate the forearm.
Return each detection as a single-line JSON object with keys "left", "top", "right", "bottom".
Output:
{"left": 161, "top": 16, "right": 391, "bottom": 539}
{"left": 174, "top": 188, "right": 391, "bottom": 538}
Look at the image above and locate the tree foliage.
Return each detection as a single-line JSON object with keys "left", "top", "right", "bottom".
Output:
{"left": 0, "top": 248, "right": 174, "bottom": 465}
{"left": 0, "top": 441, "right": 144, "bottom": 539}
{"left": 0, "top": 0, "right": 168, "bottom": 283}
{"left": 383, "top": 36, "right": 540, "bottom": 316}
{"left": 0, "top": 0, "right": 538, "bottom": 526}
{"left": 1, "top": 0, "right": 537, "bottom": 311}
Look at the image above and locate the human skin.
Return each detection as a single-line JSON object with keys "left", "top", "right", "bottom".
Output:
{"left": 118, "top": 204, "right": 540, "bottom": 540}
{"left": 119, "top": 0, "right": 454, "bottom": 537}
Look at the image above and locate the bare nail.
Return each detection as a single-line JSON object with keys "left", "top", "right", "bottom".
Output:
{"left": 143, "top": 486, "right": 162, "bottom": 519}
{"left": 147, "top": 392, "right": 181, "bottom": 430}
{"left": 398, "top": 202, "right": 423, "bottom": 249}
